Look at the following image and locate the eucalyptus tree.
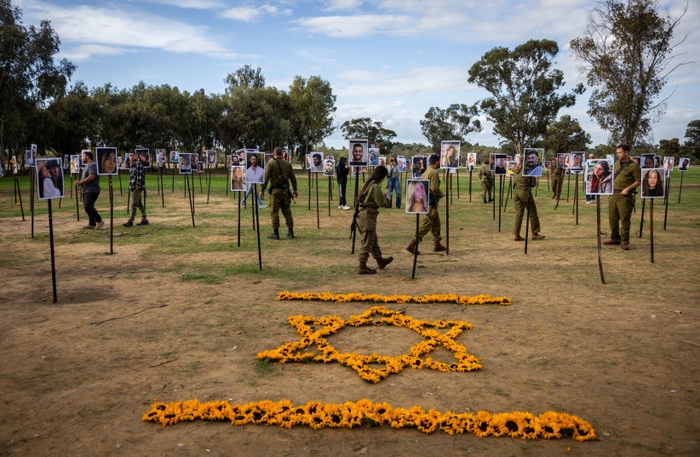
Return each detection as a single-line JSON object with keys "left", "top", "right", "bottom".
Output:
{"left": 569, "top": 0, "right": 688, "bottom": 147}
{"left": 468, "top": 39, "right": 582, "bottom": 155}
{"left": 289, "top": 75, "right": 336, "bottom": 162}
{"left": 542, "top": 115, "right": 591, "bottom": 157}
{"left": 419, "top": 104, "right": 481, "bottom": 153}
{"left": 340, "top": 117, "right": 396, "bottom": 155}
{"left": 0, "top": 0, "right": 75, "bottom": 167}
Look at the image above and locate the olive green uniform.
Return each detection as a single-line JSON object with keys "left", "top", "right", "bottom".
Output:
{"left": 608, "top": 159, "right": 641, "bottom": 244}
{"left": 261, "top": 158, "right": 298, "bottom": 231}
{"left": 513, "top": 174, "right": 541, "bottom": 236}
{"left": 357, "top": 181, "right": 387, "bottom": 263}
{"left": 412, "top": 167, "right": 445, "bottom": 244}
{"left": 478, "top": 163, "right": 494, "bottom": 201}
{"left": 551, "top": 163, "right": 565, "bottom": 198}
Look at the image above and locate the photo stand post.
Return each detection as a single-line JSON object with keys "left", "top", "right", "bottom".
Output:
{"left": 572, "top": 173, "right": 580, "bottom": 225}
{"left": 492, "top": 176, "right": 497, "bottom": 221}
{"left": 497, "top": 175, "right": 504, "bottom": 232}
{"left": 159, "top": 167, "right": 165, "bottom": 208}
{"left": 448, "top": 171, "right": 454, "bottom": 205}
{"left": 636, "top": 198, "right": 646, "bottom": 239}
{"left": 206, "top": 164, "right": 212, "bottom": 204}
{"left": 253, "top": 184, "right": 262, "bottom": 271}
{"left": 186, "top": 174, "right": 195, "bottom": 228}
{"left": 58, "top": 193, "right": 62, "bottom": 209}
{"left": 106, "top": 176, "right": 115, "bottom": 256}
{"left": 69, "top": 173, "right": 73, "bottom": 198}
{"left": 456, "top": 169, "right": 460, "bottom": 199}
{"left": 47, "top": 199, "right": 58, "bottom": 303}
{"left": 30, "top": 166, "right": 35, "bottom": 238}
{"left": 596, "top": 196, "right": 606, "bottom": 284}
{"left": 677, "top": 171, "right": 684, "bottom": 203}
{"left": 663, "top": 176, "right": 671, "bottom": 230}
{"left": 468, "top": 169, "right": 473, "bottom": 202}
{"left": 327, "top": 176, "right": 332, "bottom": 217}
{"left": 307, "top": 168, "right": 312, "bottom": 211}
{"left": 236, "top": 191, "right": 241, "bottom": 247}
{"left": 198, "top": 170, "right": 203, "bottom": 194}
{"left": 14, "top": 175, "right": 25, "bottom": 221}
{"left": 649, "top": 199, "right": 655, "bottom": 264}
{"left": 315, "top": 173, "right": 320, "bottom": 229}
{"left": 566, "top": 172, "right": 571, "bottom": 202}
{"left": 411, "top": 214, "right": 420, "bottom": 280}
{"left": 117, "top": 168, "right": 123, "bottom": 195}
{"left": 445, "top": 184, "right": 450, "bottom": 255}
{"left": 523, "top": 187, "right": 532, "bottom": 255}
{"left": 171, "top": 166, "right": 176, "bottom": 193}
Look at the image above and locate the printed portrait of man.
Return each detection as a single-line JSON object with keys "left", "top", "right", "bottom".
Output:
{"left": 323, "top": 159, "right": 335, "bottom": 177}
{"left": 349, "top": 142, "right": 367, "bottom": 167}
{"left": 522, "top": 149, "right": 543, "bottom": 177}
{"left": 310, "top": 152, "right": 324, "bottom": 172}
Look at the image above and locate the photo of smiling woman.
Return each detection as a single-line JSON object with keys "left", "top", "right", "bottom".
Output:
{"left": 641, "top": 169, "right": 665, "bottom": 198}
{"left": 96, "top": 147, "right": 118, "bottom": 175}
{"left": 35, "top": 158, "right": 64, "bottom": 200}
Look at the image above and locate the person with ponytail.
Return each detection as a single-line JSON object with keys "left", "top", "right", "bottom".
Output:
{"left": 355, "top": 165, "right": 393, "bottom": 274}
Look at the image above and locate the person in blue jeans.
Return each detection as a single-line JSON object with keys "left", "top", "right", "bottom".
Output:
{"left": 386, "top": 155, "right": 401, "bottom": 208}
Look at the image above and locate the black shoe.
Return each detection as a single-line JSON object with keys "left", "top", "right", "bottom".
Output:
{"left": 123, "top": 221, "right": 133, "bottom": 227}
{"left": 137, "top": 219, "right": 149, "bottom": 226}
{"left": 286, "top": 228, "right": 294, "bottom": 239}
{"left": 268, "top": 229, "right": 280, "bottom": 240}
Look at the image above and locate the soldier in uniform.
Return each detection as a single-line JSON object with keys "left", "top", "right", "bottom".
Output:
{"left": 513, "top": 163, "right": 545, "bottom": 241}
{"left": 355, "top": 166, "right": 393, "bottom": 274}
{"left": 604, "top": 144, "right": 640, "bottom": 250}
{"left": 405, "top": 154, "right": 446, "bottom": 254}
{"left": 478, "top": 158, "right": 494, "bottom": 203}
{"left": 551, "top": 152, "right": 566, "bottom": 199}
{"left": 259, "top": 147, "right": 299, "bottom": 239}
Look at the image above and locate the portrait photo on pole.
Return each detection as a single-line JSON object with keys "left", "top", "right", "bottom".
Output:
{"left": 466, "top": 152, "right": 477, "bottom": 171}
{"left": 178, "top": 153, "right": 192, "bottom": 174}
{"left": 96, "top": 147, "right": 119, "bottom": 176}
{"left": 348, "top": 139, "right": 368, "bottom": 167}
{"left": 522, "top": 149, "right": 543, "bottom": 177}
{"left": 507, "top": 161, "right": 517, "bottom": 175}
{"left": 230, "top": 165, "right": 246, "bottom": 192}
{"left": 412, "top": 156, "right": 426, "bottom": 178}
{"left": 282, "top": 150, "right": 292, "bottom": 163}
{"left": 678, "top": 157, "right": 690, "bottom": 171}
{"left": 663, "top": 156, "right": 674, "bottom": 178}
{"left": 494, "top": 153, "right": 508, "bottom": 175}
{"left": 440, "top": 140, "right": 461, "bottom": 169}
{"left": 378, "top": 156, "right": 386, "bottom": 167}
{"left": 27, "top": 143, "right": 37, "bottom": 167}
{"left": 368, "top": 147, "right": 379, "bottom": 166}
{"left": 63, "top": 154, "right": 70, "bottom": 169}
{"left": 135, "top": 148, "right": 150, "bottom": 168}
{"left": 555, "top": 152, "right": 567, "bottom": 170}
{"left": 489, "top": 153, "right": 496, "bottom": 172}
{"left": 156, "top": 149, "right": 167, "bottom": 168}
{"left": 245, "top": 152, "right": 265, "bottom": 184}
{"left": 323, "top": 159, "right": 335, "bottom": 177}
{"left": 169, "top": 150, "right": 179, "bottom": 163}
{"left": 310, "top": 152, "right": 324, "bottom": 172}
{"left": 69, "top": 155, "right": 80, "bottom": 174}
{"left": 569, "top": 151, "right": 585, "bottom": 173}
{"left": 405, "top": 179, "right": 430, "bottom": 214}
{"left": 11, "top": 155, "right": 18, "bottom": 175}
{"left": 585, "top": 159, "right": 614, "bottom": 195}
{"left": 641, "top": 168, "right": 665, "bottom": 198}
{"left": 207, "top": 150, "right": 217, "bottom": 165}
{"left": 397, "top": 156, "right": 407, "bottom": 172}
{"left": 641, "top": 153, "right": 655, "bottom": 169}
{"left": 35, "top": 158, "right": 64, "bottom": 200}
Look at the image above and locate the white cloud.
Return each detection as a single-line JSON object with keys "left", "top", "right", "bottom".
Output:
{"left": 220, "top": 5, "right": 290, "bottom": 21}
{"left": 335, "top": 65, "right": 471, "bottom": 98}
{"left": 138, "top": 0, "right": 226, "bottom": 9}
{"left": 323, "top": 0, "right": 364, "bottom": 11}
{"left": 294, "top": 14, "right": 412, "bottom": 38}
{"left": 62, "top": 44, "right": 131, "bottom": 61}
{"left": 24, "top": 2, "right": 236, "bottom": 59}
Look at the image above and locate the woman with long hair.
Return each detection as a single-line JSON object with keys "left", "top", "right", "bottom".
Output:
{"left": 642, "top": 170, "right": 663, "bottom": 197}
{"left": 99, "top": 149, "right": 117, "bottom": 174}
{"left": 589, "top": 160, "right": 612, "bottom": 194}
{"left": 355, "top": 165, "right": 392, "bottom": 274}
{"left": 39, "top": 164, "right": 61, "bottom": 198}
{"left": 407, "top": 180, "right": 427, "bottom": 213}
{"left": 231, "top": 166, "right": 245, "bottom": 191}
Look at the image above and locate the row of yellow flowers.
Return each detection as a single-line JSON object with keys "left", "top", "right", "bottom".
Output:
{"left": 277, "top": 291, "right": 512, "bottom": 306}
{"left": 256, "top": 306, "right": 482, "bottom": 383}
{"left": 143, "top": 399, "right": 595, "bottom": 441}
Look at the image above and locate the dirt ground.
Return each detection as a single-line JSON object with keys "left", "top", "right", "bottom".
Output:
{"left": 0, "top": 175, "right": 698, "bottom": 457}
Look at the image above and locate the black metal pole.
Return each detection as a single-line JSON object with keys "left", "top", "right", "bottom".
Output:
{"left": 254, "top": 184, "right": 262, "bottom": 271}
{"left": 47, "top": 199, "right": 58, "bottom": 303}
{"left": 30, "top": 166, "right": 35, "bottom": 238}
{"left": 315, "top": 173, "right": 320, "bottom": 229}
{"left": 650, "top": 199, "right": 654, "bottom": 264}
{"left": 663, "top": 177, "right": 670, "bottom": 230}
{"left": 596, "top": 196, "right": 606, "bottom": 284}
{"left": 108, "top": 176, "right": 114, "bottom": 255}
{"left": 411, "top": 214, "right": 419, "bottom": 280}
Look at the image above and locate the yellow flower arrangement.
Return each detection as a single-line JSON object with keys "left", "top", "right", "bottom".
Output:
{"left": 142, "top": 399, "right": 596, "bottom": 441}
{"left": 276, "top": 291, "right": 512, "bottom": 306}
{"left": 256, "top": 306, "right": 482, "bottom": 383}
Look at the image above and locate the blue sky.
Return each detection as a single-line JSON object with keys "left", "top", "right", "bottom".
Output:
{"left": 16, "top": 0, "right": 700, "bottom": 150}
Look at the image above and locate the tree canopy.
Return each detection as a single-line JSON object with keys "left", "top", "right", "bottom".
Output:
{"left": 419, "top": 104, "right": 481, "bottom": 153}
{"left": 468, "top": 39, "right": 582, "bottom": 156}
{"left": 340, "top": 117, "right": 396, "bottom": 155}
{"left": 542, "top": 115, "right": 591, "bottom": 157}
{"left": 569, "top": 0, "right": 688, "bottom": 147}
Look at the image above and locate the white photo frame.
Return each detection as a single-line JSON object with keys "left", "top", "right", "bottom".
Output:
{"left": 405, "top": 179, "right": 429, "bottom": 214}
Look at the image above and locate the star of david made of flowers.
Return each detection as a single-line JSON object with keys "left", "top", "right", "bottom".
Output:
{"left": 256, "top": 306, "right": 482, "bottom": 383}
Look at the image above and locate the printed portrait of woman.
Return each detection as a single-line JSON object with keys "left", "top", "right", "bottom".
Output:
{"left": 36, "top": 160, "right": 63, "bottom": 200}
{"left": 663, "top": 157, "right": 674, "bottom": 177}
{"left": 587, "top": 160, "right": 613, "bottom": 195}
{"left": 405, "top": 180, "right": 428, "bottom": 214}
{"left": 231, "top": 166, "right": 245, "bottom": 191}
{"left": 642, "top": 154, "right": 655, "bottom": 169}
{"left": 641, "top": 169, "right": 664, "bottom": 198}
{"left": 440, "top": 143, "right": 459, "bottom": 168}
{"left": 571, "top": 152, "right": 584, "bottom": 171}
{"left": 97, "top": 148, "right": 118, "bottom": 175}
